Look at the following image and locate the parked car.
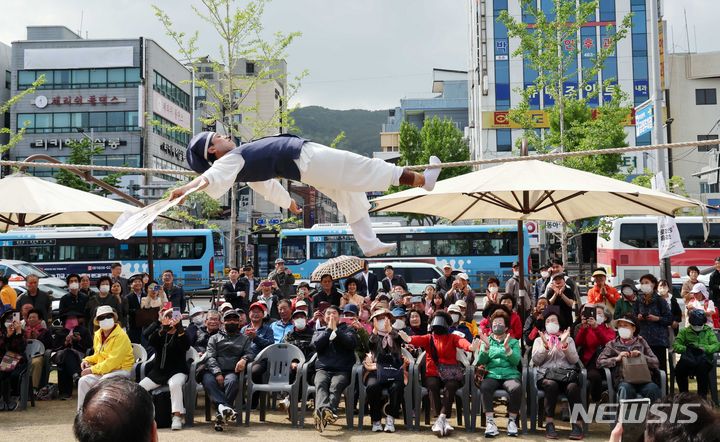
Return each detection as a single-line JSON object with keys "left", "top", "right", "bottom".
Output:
{"left": 368, "top": 261, "right": 444, "bottom": 295}
{"left": 0, "top": 259, "right": 68, "bottom": 315}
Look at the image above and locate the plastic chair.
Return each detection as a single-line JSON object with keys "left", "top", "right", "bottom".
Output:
{"left": 604, "top": 367, "right": 667, "bottom": 404}
{"left": 412, "top": 350, "right": 472, "bottom": 431}
{"left": 528, "top": 362, "right": 588, "bottom": 433}
{"left": 132, "top": 343, "right": 148, "bottom": 363}
{"left": 17, "top": 339, "right": 45, "bottom": 410}
{"left": 470, "top": 350, "right": 528, "bottom": 434}
{"left": 185, "top": 349, "right": 246, "bottom": 426}
{"left": 297, "top": 353, "right": 359, "bottom": 429}
{"left": 139, "top": 348, "right": 197, "bottom": 426}
{"left": 244, "top": 343, "right": 305, "bottom": 427}
{"left": 356, "top": 347, "right": 414, "bottom": 431}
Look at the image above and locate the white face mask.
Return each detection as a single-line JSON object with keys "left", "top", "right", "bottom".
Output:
{"left": 4, "top": 321, "right": 12, "bottom": 330}
{"left": 513, "top": 271, "right": 519, "bottom": 277}
{"left": 658, "top": 287, "right": 669, "bottom": 296}
{"left": 99, "top": 285, "right": 110, "bottom": 294}
{"left": 596, "top": 314, "right": 605, "bottom": 324}
{"left": 293, "top": 318, "right": 306, "bottom": 330}
{"left": 377, "top": 319, "right": 386, "bottom": 330}
{"left": 541, "top": 271, "right": 550, "bottom": 279}
{"left": 545, "top": 322, "right": 560, "bottom": 335}
{"left": 69, "top": 282, "right": 79, "bottom": 291}
{"left": 618, "top": 327, "right": 633, "bottom": 339}
{"left": 393, "top": 319, "right": 405, "bottom": 330}
{"left": 192, "top": 316, "right": 205, "bottom": 326}
{"left": 98, "top": 318, "right": 115, "bottom": 331}
{"left": 640, "top": 283, "right": 653, "bottom": 295}
{"left": 691, "top": 325, "right": 705, "bottom": 332}
{"left": 450, "top": 314, "right": 460, "bottom": 324}
{"left": 488, "top": 286, "right": 498, "bottom": 294}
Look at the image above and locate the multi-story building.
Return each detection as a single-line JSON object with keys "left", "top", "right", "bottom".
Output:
{"left": 468, "top": 0, "right": 657, "bottom": 175}
{"left": 666, "top": 51, "right": 720, "bottom": 204}
{"left": 379, "top": 68, "right": 469, "bottom": 162}
{"left": 10, "top": 25, "right": 192, "bottom": 201}
{"left": 0, "top": 42, "right": 11, "bottom": 148}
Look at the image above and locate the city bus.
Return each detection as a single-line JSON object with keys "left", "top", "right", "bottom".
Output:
{"left": 278, "top": 223, "right": 530, "bottom": 289}
{"left": 596, "top": 216, "right": 720, "bottom": 284}
{"left": 0, "top": 227, "right": 225, "bottom": 291}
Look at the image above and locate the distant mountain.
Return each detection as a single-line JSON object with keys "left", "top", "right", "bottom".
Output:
{"left": 290, "top": 106, "right": 388, "bottom": 157}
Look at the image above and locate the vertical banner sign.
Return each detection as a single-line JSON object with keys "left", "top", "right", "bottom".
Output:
{"left": 652, "top": 173, "right": 685, "bottom": 259}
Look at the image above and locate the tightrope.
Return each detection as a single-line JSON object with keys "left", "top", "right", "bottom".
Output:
{"left": 0, "top": 138, "right": 716, "bottom": 175}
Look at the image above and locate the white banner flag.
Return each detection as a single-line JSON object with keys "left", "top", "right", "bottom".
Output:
{"left": 652, "top": 173, "right": 685, "bottom": 259}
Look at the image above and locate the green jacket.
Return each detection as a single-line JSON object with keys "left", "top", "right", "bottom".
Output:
{"left": 613, "top": 298, "right": 635, "bottom": 320}
{"left": 474, "top": 334, "right": 521, "bottom": 380}
{"left": 354, "top": 327, "right": 370, "bottom": 361}
{"left": 672, "top": 325, "right": 720, "bottom": 361}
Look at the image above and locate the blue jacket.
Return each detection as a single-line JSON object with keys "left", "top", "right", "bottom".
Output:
{"left": 634, "top": 293, "right": 672, "bottom": 347}
{"left": 271, "top": 319, "right": 294, "bottom": 344}
{"left": 241, "top": 322, "right": 274, "bottom": 356}
{"left": 312, "top": 324, "right": 357, "bottom": 372}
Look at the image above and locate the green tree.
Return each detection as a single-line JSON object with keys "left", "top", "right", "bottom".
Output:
{"left": 1, "top": 75, "right": 46, "bottom": 156}
{"left": 54, "top": 139, "right": 124, "bottom": 195}
{"left": 153, "top": 0, "right": 305, "bottom": 266}
{"left": 391, "top": 117, "right": 470, "bottom": 225}
{"left": 499, "top": 0, "right": 633, "bottom": 265}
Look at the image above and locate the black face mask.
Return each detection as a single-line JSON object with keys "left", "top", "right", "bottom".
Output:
{"left": 225, "top": 323, "right": 239, "bottom": 333}
{"left": 162, "top": 324, "right": 172, "bottom": 332}
{"left": 432, "top": 325, "right": 448, "bottom": 335}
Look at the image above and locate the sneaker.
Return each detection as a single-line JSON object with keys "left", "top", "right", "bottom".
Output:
{"left": 372, "top": 421, "right": 383, "bottom": 432}
{"left": 442, "top": 417, "right": 454, "bottom": 435}
{"left": 432, "top": 414, "right": 446, "bottom": 436}
{"left": 171, "top": 415, "right": 183, "bottom": 431}
{"left": 214, "top": 413, "right": 224, "bottom": 432}
{"left": 313, "top": 408, "right": 323, "bottom": 433}
{"left": 569, "top": 424, "right": 585, "bottom": 440}
{"left": 507, "top": 417, "right": 519, "bottom": 437}
{"left": 218, "top": 404, "right": 236, "bottom": 422}
{"left": 545, "top": 422, "right": 559, "bottom": 440}
{"left": 384, "top": 415, "right": 395, "bottom": 433}
{"left": 322, "top": 407, "right": 336, "bottom": 426}
{"left": 5, "top": 400, "right": 17, "bottom": 412}
{"left": 484, "top": 418, "right": 500, "bottom": 437}
{"left": 279, "top": 397, "right": 290, "bottom": 411}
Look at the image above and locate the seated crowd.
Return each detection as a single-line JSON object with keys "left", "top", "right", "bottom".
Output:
{"left": 3, "top": 257, "right": 720, "bottom": 440}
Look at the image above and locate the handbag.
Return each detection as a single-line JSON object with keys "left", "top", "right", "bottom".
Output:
{"left": 679, "top": 345, "right": 710, "bottom": 369}
{"left": 621, "top": 354, "right": 652, "bottom": 384}
{"left": 0, "top": 351, "right": 22, "bottom": 372}
{"left": 429, "top": 337, "right": 465, "bottom": 383}
{"left": 543, "top": 367, "right": 579, "bottom": 384}
{"left": 376, "top": 363, "right": 403, "bottom": 384}
{"left": 473, "top": 365, "right": 488, "bottom": 388}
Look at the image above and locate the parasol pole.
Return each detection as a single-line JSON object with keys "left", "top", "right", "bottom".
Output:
{"left": 518, "top": 139, "right": 529, "bottom": 328}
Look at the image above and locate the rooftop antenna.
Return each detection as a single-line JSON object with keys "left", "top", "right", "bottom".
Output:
{"left": 79, "top": 10, "right": 83, "bottom": 37}
{"left": 694, "top": 25, "right": 697, "bottom": 53}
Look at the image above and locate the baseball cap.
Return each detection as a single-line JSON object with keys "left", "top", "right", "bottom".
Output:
{"left": 592, "top": 268, "right": 607, "bottom": 278}
{"left": 219, "top": 302, "right": 234, "bottom": 313}
{"left": 222, "top": 309, "right": 240, "bottom": 320}
{"left": 275, "top": 258, "right": 285, "bottom": 264}
{"left": 391, "top": 307, "right": 407, "bottom": 317}
{"left": 342, "top": 304, "right": 359, "bottom": 316}
{"left": 455, "top": 300, "right": 467, "bottom": 309}
{"left": 447, "top": 304, "right": 462, "bottom": 314}
{"left": 443, "top": 263, "right": 452, "bottom": 269}
{"left": 249, "top": 301, "right": 268, "bottom": 313}
{"left": 295, "top": 300, "right": 308, "bottom": 309}
{"left": 456, "top": 273, "right": 469, "bottom": 281}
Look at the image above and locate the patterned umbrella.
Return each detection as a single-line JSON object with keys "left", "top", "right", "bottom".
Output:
{"left": 310, "top": 255, "right": 365, "bottom": 282}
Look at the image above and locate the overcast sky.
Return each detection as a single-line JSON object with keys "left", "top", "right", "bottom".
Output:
{"left": 0, "top": 0, "right": 717, "bottom": 110}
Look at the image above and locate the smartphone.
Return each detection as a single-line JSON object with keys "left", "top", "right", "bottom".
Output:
{"left": 340, "top": 317, "right": 354, "bottom": 325}
{"left": 172, "top": 307, "right": 181, "bottom": 321}
{"left": 619, "top": 398, "right": 650, "bottom": 441}
{"left": 582, "top": 306, "right": 596, "bottom": 320}
{"left": 13, "top": 312, "right": 20, "bottom": 323}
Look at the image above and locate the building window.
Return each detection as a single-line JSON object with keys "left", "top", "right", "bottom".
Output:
{"left": 5, "top": 70, "right": 10, "bottom": 89}
{"left": 17, "top": 111, "right": 139, "bottom": 134}
{"left": 245, "top": 62, "right": 255, "bottom": 76}
{"left": 700, "top": 182, "right": 719, "bottom": 194}
{"left": 497, "top": 129, "right": 512, "bottom": 152}
{"left": 696, "top": 88, "right": 717, "bottom": 105}
{"left": 152, "top": 113, "right": 190, "bottom": 146}
{"left": 152, "top": 71, "right": 191, "bottom": 111}
{"left": 698, "top": 134, "right": 719, "bottom": 152}
{"left": 17, "top": 68, "right": 141, "bottom": 90}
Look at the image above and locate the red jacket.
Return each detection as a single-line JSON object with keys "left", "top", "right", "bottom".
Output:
{"left": 479, "top": 312, "right": 523, "bottom": 340}
{"left": 574, "top": 324, "right": 616, "bottom": 366}
{"left": 409, "top": 333, "right": 471, "bottom": 377}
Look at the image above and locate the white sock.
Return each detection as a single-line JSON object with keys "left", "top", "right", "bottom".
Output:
{"left": 423, "top": 156, "right": 441, "bottom": 191}
{"left": 349, "top": 216, "right": 396, "bottom": 256}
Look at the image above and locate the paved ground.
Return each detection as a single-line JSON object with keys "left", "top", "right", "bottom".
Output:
{"left": 1, "top": 392, "right": 615, "bottom": 442}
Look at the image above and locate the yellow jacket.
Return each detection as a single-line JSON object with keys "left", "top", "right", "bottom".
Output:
{"left": 0, "top": 285, "right": 17, "bottom": 308}
{"left": 83, "top": 325, "right": 135, "bottom": 375}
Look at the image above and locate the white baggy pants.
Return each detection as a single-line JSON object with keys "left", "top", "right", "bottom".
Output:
{"left": 77, "top": 369, "right": 132, "bottom": 410}
{"left": 139, "top": 373, "right": 188, "bottom": 414}
{"left": 295, "top": 142, "right": 404, "bottom": 252}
